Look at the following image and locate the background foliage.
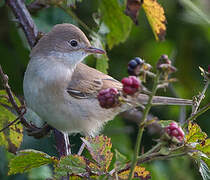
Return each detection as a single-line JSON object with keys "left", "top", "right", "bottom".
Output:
{"left": 0, "top": 0, "right": 210, "bottom": 179}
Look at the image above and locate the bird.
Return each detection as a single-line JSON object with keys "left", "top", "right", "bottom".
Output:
{"left": 23, "top": 23, "right": 192, "bottom": 137}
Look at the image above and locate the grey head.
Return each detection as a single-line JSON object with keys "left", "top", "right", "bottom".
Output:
{"left": 30, "top": 23, "right": 105, "bottom": 59}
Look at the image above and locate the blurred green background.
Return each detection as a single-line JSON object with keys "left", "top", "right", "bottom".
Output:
{"left": 0, "top": 0, "right": 210, "bottom": 179}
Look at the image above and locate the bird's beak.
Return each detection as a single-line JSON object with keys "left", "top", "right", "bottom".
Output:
{"left": 85, "top": 46, "right": 106, "bottom": 54}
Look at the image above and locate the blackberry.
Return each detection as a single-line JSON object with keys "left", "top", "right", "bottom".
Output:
{"left": 128, "top": 57, "right": 144, "bottom": 76}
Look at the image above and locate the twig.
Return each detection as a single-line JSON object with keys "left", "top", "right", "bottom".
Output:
{"left": 5, "top": 0, "right": 70, "bottom": 160}
{"left": 0, "top": 106, "right": 26, "bottom": 133}
{"left": 6, "top": 0, "right": 39, "bottom": 48}
{"left": 128, "top": 71, "right": 160, "bottom": 179}
{"left": 137, "top": 151, "right": 188, "bottom": 164}
{"left": 191, "top": 80, "right": 209, "bottom": 116}
{"left": 58, "top": 4, "right": 92, "bottom": 33}
{"left": 187, "top": 103, "right": 210, "bottom": 122}
{"left": 27, "top": 0, "right": 49, "bottom": 13}
{"left": 0, "top": 65, "right": 31, "bottom": 129}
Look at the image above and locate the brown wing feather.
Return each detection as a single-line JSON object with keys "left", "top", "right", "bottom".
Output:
{"left": 67, "top": 63, "right": 122, "bottom": 98}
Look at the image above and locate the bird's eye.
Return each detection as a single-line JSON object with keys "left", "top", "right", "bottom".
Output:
{"left": 69, "top": 40, "right": 78, "bottom": 47}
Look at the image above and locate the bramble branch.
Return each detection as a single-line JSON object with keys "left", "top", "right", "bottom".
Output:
{"left": 5, "top": 0, "right": 69, "bottom": 159}
{"left": 6, "top": 0, "right": 38, "bottom": 48}
{"left": 128, "top": 71, "right": 161, "bottom": 179}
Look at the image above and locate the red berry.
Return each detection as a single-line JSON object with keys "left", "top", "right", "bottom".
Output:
{"left": 165, "top": 122, "right": 185, "bottom": 142}
{"left": 169, "top": 122, "right": 179, "bottom": 130}
{"left": 208, "top": 65, "right": 210, "bottom": 73}
{"left": 171, "top": 129, "right": 179, "bottom": 136}
{"left": 121, "top": 76, "right": 140, "bottom": 95}
{"left": 97, "top": 88, "right": 119, "bottom": 109}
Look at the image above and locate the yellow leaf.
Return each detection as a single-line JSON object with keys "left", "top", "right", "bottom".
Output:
{"left": 0, "top": 106, "right": 23, "bottom": 153}
{"left": 142, "top": 0, "right": 166, "bottom": 41}
{"left": 118, "top": 166, "right": 151, "bottom": 179}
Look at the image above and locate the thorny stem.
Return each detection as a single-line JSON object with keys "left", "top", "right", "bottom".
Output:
{"left": 188, "top": 103, "right": 210, "bottom": 121}
{"left": 137, "top": 151, "right": 188, "bottom": 164}
{"left": 0, "top": 65, "right": 30, "bottom": 128}
{"left": 0, "top": 107, "right": 26, "bottom": 133}
{"left": 191, "top": 80, "right": 209, "bottom": 116}
{"left": 183, "top": 102, "right": 210, "bottom": 129}
{"left": 128, "top": 71, "right": 160, "bottom": 180}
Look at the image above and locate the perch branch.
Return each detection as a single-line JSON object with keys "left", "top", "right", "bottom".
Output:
{"left": 5, "top": 0, "right": 70, "bottom": 159}
{"left": 6, "top": 0, "right": 39, "bottom": 48}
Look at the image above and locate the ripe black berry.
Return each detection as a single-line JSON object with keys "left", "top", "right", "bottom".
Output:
{"left": 127, "top": 57, "right": 144, "bottom": 76}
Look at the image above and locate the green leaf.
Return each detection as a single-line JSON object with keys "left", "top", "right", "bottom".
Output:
{"left": 157, "top": 120, "right": 175, "bottom": 128}
{"left": 90, "top": 33, "right": 109, "bottom": 74}
{"left": 115, "top": 149, "right": 128, "bottom": 171}
{"left": 28, "top": 165, "right": 53, "bottom": 180}
{"left": 198, "top": 158, "right": 210, "bottom": 180}
{"left": 0, "top": 90, "right": 21, "bottom": 108}
{"left": 96, "top": 56, "right": 109, "bottom": 74}
{"left": 196, "top": 139, "right": 210, "bottom": 156}
{"left": 179, "top": 0, "right": 210, "bottom": 24}
{"left": 185, "top": 122, "right": 207, "bottom": 144}
{"left": 99, "top": 0, "right": 132, "bottom": 49}
{"left": 8, "top": 149, "right": 56, "bottom": 175}
{"left": 82, "top": 135, "right": 113, "bottom": 172}
{"left": 0, "top": 105, "right": 23, "bottom": 153}
{"left": 54, "top": 155, "right": 86, "bottom": 178}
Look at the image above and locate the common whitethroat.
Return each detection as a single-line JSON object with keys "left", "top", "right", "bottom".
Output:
{"left": 23, "top": 23, "right": 192, "bottom": 136}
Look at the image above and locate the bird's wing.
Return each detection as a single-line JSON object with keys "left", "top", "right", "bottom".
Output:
{"left": 67, "top": 63, "right": 122, "bottom": 99}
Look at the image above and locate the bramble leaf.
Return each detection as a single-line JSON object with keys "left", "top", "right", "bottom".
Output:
{"left": 185, "top": 122, "right": 207, "bottom": 144}
{"left": 99, "top": 0, "right": 132, "bottom": 49}
{"left": 82, "top": 135, "right": 113, "bottom": 172}
{"left": 8, "top": 149, "right": 56, "bottom": 175}
{"left": 196, "top": 139, "right": 210, "bottom": 156}
{"left": 0, "top": 105, "right": 23, "bottom": 153}
{"left": 115, "top": 149, "right": 128, "bottom": 171}
{"left": 118, "top": 166, "right": 151, "bottom": 179}
{"left": 198, "top": 158, "right": 210, "bottom": 180}
{"left": 142, "top": 0, "right": 166, "bottom": 41}
{"left": 54, "top": 155, "right": 86, "bottom": 178}
{"left": 90, "top": 33, "right": 109, "bottom": 74}
{"left": 0, "top": 90, "right": 21, "bottom": 108}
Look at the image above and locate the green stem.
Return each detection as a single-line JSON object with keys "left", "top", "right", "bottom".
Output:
{"left": 137, "top": 151, "right": 187, "bottom": 164}
{"left": 188, "top": 103, "right": 210, "bottom": 122}
{"left": 58, "top": 5, "right": 92, "bottom": 33}
{"left": 191, "top": 80, "right": 209, "bottom": 116}
{"left": 128, "top": 72, "right": 160, "bottom": 180}
{"left": 143, "top": 142, "right": 163, "bottom": 156}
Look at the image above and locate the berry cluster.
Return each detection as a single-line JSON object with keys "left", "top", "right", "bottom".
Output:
{"left": 157, "top": 54, "right": 176, "bottom": 73}
{"left": 121, "top": 76, "right": 140, "bottom": 95}
{"left": 208, "top": 65, "right": 210, "bottom": 74}
{"left": 97, "top": 88, "right": 119, "bottom": 109}
{"left": 165, "top": 122, "right": 185, "bottom": 142}
{"left": 128, "top": 57, "right": 144, "bottom": 76}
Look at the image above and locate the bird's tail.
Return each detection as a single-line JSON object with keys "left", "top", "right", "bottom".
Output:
{"left": 137, "top": 94, "right": 192, "bottom": 106}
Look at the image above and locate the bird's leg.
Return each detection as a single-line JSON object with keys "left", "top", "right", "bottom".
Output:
{"left": 77, "top": 142, "right": 85, "bottom": 156}
{"left": 63, "top": 132, "right": 71, "bottom": 155}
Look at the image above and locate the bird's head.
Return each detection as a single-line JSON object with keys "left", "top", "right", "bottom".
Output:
{"left": 30, "top": 23, "right": 105, "bottom": 66}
